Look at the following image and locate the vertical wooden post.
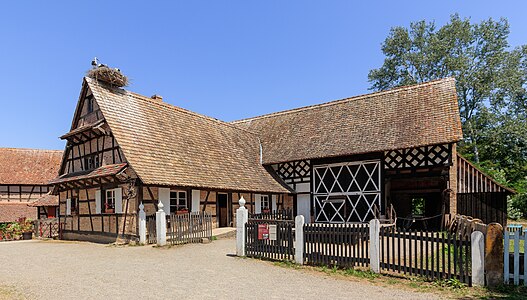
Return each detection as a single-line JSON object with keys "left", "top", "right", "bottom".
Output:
{"left": 485, "top": 223, "right": 504, "bottom": 286}
{"left": 156, "top": 201, "right": 166, "bottom": 246}
{"left": 471, "top": 231, "right": 485, "bottom": 286}
{"left": 370, "top": 219, "right": 380, "bottom": 273}
{"left": 295, "top": 215, "right": 305, "bottom": 265}
{"left": 138, "top": 202, "right": 146, "bottom": 244}
{"left": 236, "top": 197, "right": 248, "bottom": 257}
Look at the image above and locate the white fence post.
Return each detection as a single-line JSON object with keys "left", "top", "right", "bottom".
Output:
{"left": 156, "top": 201, "right": 167, "bottom": 246}
{"left": 138, "top": 202, "right": 146, "bottom": 244}
{"left": 513, "top": 229, "right": 520, "bottom": 285}
{"left": 295, "top": 215, "right": 305, "bottom": 265}
{"left": 504, "top": 226, "right": 511, "bottom": 284}
{"left": 236, "top": 197, "right": 248, "bottom": 256}
{"left": 369, "top": 219, "right": 380, "bottom": 273}
{"left": 524, "top": 229, "right": 527, "bottom": 287}
{"left": 471, "top": 231, "right": 485, "bottom": 286}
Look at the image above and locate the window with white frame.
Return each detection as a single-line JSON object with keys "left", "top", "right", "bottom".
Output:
{"left": 261, "top": 195, "right": 270, "bottom": 211}
{"left": 170, "top": 190, "right": 187, "bottom": 212}
{"left": 104, "top": 189, "right": 116, "bottom": 212}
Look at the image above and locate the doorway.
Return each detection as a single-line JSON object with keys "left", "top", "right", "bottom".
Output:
{"left": 217, "top": 193, "right": 229, "bottom": 227}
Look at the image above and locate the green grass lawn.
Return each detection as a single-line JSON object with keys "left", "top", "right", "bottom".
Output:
{"left": 506, "top": 220, "right": 526, "bottom": 253}
{"left": 507, "top": 238, "right": 525, "bottom": 253}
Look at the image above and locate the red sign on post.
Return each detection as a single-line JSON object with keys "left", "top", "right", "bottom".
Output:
{"left": 258, "top": 224, "right": 269, "bottom": 240}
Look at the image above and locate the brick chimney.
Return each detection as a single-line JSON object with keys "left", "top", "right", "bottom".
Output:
{"left": 151, "top": 94, "right": 163, "bottom": 101}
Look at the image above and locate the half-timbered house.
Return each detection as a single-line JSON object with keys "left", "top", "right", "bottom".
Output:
{"left": 0, "top": 148, "right": 62, "bottom": 223}
{"left": 52, "top": 75, "right": 512, "bottom": 242}
{"left": 51, "top": 77, "right": 292, "bottom": 243}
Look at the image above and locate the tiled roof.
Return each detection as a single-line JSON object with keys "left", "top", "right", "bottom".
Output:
{"left": 85, "top": 78, "right": 291, "bottom": 194}
{"left": 0, "top": 203, "right": 36, "bottom": 223}
{"left": 28, "top": 193, "right": 59, "bottom": 207}
{"left": 0, "top": 148, "right": 63, "bottom": 185}
{"left": 50, "top": 163, "right": 128, "bottom": 185}
{"left": 232, "top": 78, "right": 463, "bottom": 164}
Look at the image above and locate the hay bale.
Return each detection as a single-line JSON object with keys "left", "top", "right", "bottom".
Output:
{"left": 87, "top": 66, "right": 128, "bottom": 87}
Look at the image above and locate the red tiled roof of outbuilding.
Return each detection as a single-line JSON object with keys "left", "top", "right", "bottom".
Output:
{"left": 0, "top": 148, "right": 62, "bottom": 185}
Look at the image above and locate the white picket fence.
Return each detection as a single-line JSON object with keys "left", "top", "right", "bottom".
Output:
{"left": 504, "top": 225, "right": 527, "bottom": 285}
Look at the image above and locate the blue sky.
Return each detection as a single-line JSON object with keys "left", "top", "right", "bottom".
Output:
{"left": 1, "top": 1, "right": 526, "bottom": 150}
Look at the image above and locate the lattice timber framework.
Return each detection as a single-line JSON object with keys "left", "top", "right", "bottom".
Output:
{"left": 313, "top": 160, "right": 381, "bottom": 223}
{"left": 384, "top": 144, "right": 452, "bottom": 170}
{"left": 272, "top": 160, "right": 311, "bottom": 184}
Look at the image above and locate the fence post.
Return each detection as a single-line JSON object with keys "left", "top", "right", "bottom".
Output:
{"left": 295, "top": 215, "right": 305, "bottom": 265}
{"left": 236, "top": 197, "right": 248, "bottom": 256}
{"left": 369, "top": 219, "right": 380, "bottom": 273}
{"left": 485, "top": 223, "right": 504, "bottom": 286}
{"left": 156, "top": 201, "right": 167, "bottom": 246}
{"left": 471, "top": 231, "right": 485, "bottom": 286}
{"left": 138, "top": 202, "right": 146, "bottom": 244}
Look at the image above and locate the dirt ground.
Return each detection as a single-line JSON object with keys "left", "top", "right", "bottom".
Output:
{"left": 0, "top": 239, "right": 440, "bottom": 300}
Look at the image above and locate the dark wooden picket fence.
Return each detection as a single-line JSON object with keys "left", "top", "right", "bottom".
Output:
{"left": 303, "top": 223, "right": 370, "bottom": 267}
{"left": 380, "top": 227, "right": 472, "bottom": 285}
{"left": 249, "top": 208, "right": 293, "bottom": 220}
{"left": 166, "top": 212, "right": 213, "bottom": 245}
{"left": 245, "top": 219, "right": 295, "bottom": 261}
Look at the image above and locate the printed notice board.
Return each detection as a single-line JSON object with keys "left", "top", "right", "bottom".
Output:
{"left": 258, "top": 224, "right": 269, "bottom": 240}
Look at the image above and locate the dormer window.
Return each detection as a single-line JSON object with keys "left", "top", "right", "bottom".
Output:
{"left": 84, "top": 155, "right": 100, "bottom": 170}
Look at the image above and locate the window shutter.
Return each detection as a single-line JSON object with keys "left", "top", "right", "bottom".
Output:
{"left": 191, "top": 190, "right": 200, "bottom": 213}
{"left": 66, "top": 198, "right": 71, "bottom": 215}
{"left": 159, "top": 187, "right": 171, "bottom": 215}
{"left": 255, "top": 194, "right": 262, "bottom": 214}
{"left": 95, "top": 190, "right": 101, "bottom": 214}
{"left": 114, "top": 188, "right": 123, "bottom": 213}
{"left": 272, "top": 195, "right": 277, "bottom": 212}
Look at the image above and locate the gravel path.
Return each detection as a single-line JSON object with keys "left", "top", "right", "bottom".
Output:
{"left": 0, "top": 239, "right": 439, "bottom": 299}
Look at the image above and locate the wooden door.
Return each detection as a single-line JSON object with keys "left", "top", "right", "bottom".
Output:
{"left": 47, "top": 207, "right": 56, "bottom": 218}
{"left": 218, "top": 193, "right": 228, "bottom": 227}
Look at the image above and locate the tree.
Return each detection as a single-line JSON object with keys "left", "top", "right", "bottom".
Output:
{"left": 369, "top": 15, "right": 527, "bottom": 217}
{"left": 368, "top": 14, "right": 526, "bottom": 164}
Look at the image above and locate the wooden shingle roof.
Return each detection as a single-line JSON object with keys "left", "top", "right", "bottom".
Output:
{"left": 85, "top": 78, "right": 291, "bottom": 194}
{"left": 232, "top": 78, "right": 463, "bottom": 165}
{"left": 0, "top": 148, "right": 62, "bottom": 185}
{"left": 50, "top": 163, "right": 128, "bottom": 185}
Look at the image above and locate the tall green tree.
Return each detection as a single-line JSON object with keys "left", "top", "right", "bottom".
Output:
{"left": 369, "top": 14, "right": 527, "bottom": 216}
{"left": 368, "top": 14, "right": 526, "bottom": 165}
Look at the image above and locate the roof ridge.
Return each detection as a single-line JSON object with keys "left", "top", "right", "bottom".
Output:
{"left": 0, "top": 147, "right": 62, "bottom": 152}
{"left": 231, "top": 77, "right": 455, "bottom": 124}
{"left": 86, "top": 77, "right": 260, "bottom": 137}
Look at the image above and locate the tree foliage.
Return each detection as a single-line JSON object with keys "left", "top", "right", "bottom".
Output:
{"left": 369, "top": 14, "right": 527, "bottom": 217}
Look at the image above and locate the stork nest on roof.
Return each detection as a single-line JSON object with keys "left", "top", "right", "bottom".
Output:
{"left": 87, "top": 66, "right": 129, "bottom": 87}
